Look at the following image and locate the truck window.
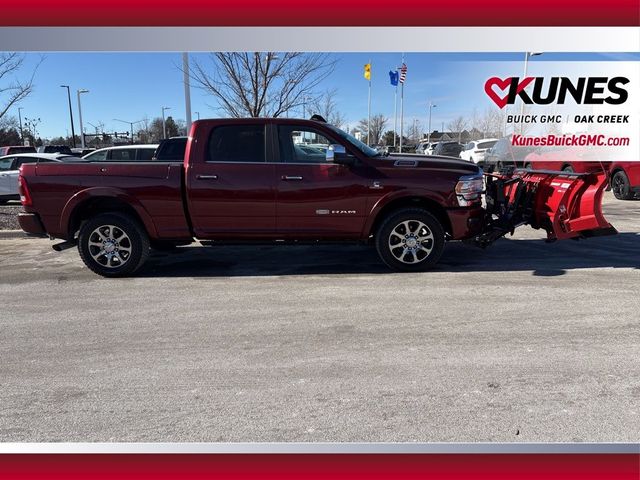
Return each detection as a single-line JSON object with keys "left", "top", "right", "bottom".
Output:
{"left": 207, "top": 125, "right": 265, "bottom": 163}
{"left": 110, "top": 149, "right": 136, "bottom": 161}
{"left": 156, "top": 138, "right": 187, "bottom": 161}
{"left": 137, "top": 148, "right": 155, "bottom": 161}
{"left": 278, "top": 126, "right": 332, "bottom": 163}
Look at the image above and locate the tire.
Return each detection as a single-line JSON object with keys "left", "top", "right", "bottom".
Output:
{"left": 562, "top": 165, "right": 574, "bottom": 173}
{"left": 375, "top": 208, "right": 445, "bottom": 272}
{"left": 611, "top": 170, "right": 634, "bottom": 200}
{"left": 78, "top": 212, "right": 150, "bottom": 277}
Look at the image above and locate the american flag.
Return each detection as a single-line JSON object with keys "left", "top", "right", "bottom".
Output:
{"left": 399, "top": 63, "right": 407, "bottom": 84}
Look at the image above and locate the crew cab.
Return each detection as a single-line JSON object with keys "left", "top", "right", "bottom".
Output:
{"left": 17, "top": 118, "right": 615, "bottom": 277}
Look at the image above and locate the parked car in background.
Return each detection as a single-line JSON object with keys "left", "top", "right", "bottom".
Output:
{"left": 153, "top": 137, "right": 187, "bottom": 161}
{"left": 609, "top": 162, "right": 640, "bottom": 200}
{"left": 459, "top": 138, "right": 498, "bottom": 164}
{"left": 523, "top": 147, "right": 608, "bottom": 173}
{"left": 0, "top": 153, "right": 75, "bottom": 203}
{"left": 37, "top": 145, "right": 74, "bottom": 155}
{"left": 433, "top": 141, "right": 463, "bottom": 158}
{"left": 0, "top": 146, "right": 36, "bottom": 156}
{"left": 415, "top": 140, "right": 429, "bottom": 154}
{"left": 72, "top": 147, "right": 95, "bottom": 157}
{"left": 82, "top": 144, "right": 159, "bottom": 162}
{"left": 483, "top": 135, "right": 535, "bottom": 172}
{"left": 425, "top": 142, "right": 439, "bottom": 155}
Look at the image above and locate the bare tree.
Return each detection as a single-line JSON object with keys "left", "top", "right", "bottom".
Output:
{"left": 358, "top": 114, "right": 388, "bottom": 145}
{"left": 0, "top": 53, "right": 39, "bottom": 121}
{"left": 190, "top": 52, "right": 336, "bottom": 118}
{"left": 308, "top": 88, "right": 346, "bottom": 128}
{"left": 407, "top": 119, "right": 423, "bottom": 143}
{"left": 447, "top": 116, "right": 469, "bottom": 143}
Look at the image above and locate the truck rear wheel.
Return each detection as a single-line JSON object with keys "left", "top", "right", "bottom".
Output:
{"left": 611, "top": 170, "right": 634, "bottom": 200}
{"left": 375, "top": 208, "right": 445, "bottom": 272}
{"left": 78, "top": 213, "right": 150, "bottom": 277}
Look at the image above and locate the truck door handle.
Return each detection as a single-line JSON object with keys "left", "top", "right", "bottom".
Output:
{"left": 196, "top": 174, "right": 219, "bottom": 180}
{"left": 281, "top": 175, "right": 303, "bottom": 181}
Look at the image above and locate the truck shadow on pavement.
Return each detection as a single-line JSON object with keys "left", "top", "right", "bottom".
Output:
{"left": 137, "top": 232, "right": 640, "bottom": 277}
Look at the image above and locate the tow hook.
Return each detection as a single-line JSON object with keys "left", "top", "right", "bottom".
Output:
{"left": 52, "top": 239, "right": 77, "bottom": 252}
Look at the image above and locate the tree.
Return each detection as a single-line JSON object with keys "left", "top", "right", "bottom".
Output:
{"left": 407, "top": 119, "right": 423, "bottom": 143}
{"left": 0, "top": 53, "right": 39, "bottom": 122}
{"left": 447, "top": 116, "right": 469, "bottom": 143}
{"left": 382, "top": 130, "right": 397, "bottom": 146}
{"left": 308, "top": 88, "right": 346, "bottom": 128}
{"left": 358, "top": 114, "right": 388, "bottom": 145}
{"left": 147, "top": 116, "right": 180, "bottom": 142}
{"left": 22, "top": 116, "right": 41, "bottom": 147}
{"left": 190, "top": 52, "right": 336, "bottom": 118}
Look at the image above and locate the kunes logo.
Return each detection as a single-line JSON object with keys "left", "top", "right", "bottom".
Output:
{"left": 484, "top": 77, "right": 629, "bottom": 109}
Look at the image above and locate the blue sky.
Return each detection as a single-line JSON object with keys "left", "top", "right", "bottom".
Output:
{"left": 9, "top": 52, "right": 640, "bottom": 139}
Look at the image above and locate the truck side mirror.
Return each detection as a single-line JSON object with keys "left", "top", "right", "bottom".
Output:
{"left": 326, "top": 144, "right": 356, "bottom": 166}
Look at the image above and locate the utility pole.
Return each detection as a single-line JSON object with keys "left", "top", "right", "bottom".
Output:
{"left": 17, "top": 107, "right": 24, "bottom": 144}
{"left": 161, "top": 106, "right": 171, "bottom": 139}
{"left": 60, "top": 85, "right": 77, "bottom": 148}
{"left": 183, "top": 53, "right": 192, "bottom": 133}
{"left": 77, "top": 89, "right": 89, "bottom": 149}
{"left": 428, "top": 102, "right": 437, "bottom": 143}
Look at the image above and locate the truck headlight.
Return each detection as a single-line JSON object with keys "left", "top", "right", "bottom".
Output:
{"left": 455, "top": 174, "right": 484, "bottom": 206}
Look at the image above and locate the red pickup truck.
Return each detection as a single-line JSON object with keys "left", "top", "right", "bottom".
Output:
{"left": 17, "top": 118, "right": 615, "bottom": 277}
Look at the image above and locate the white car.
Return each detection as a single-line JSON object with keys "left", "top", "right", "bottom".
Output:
{"left": 83, "top": 144, "right": 159, "bottom": 162}
{"left": 0, "top": 153, "right": 75, "bottom": 203}
{"left": 459, "top": 138, "right": 499, "bottom": 164}
{"left": 416, "top": 141, "right": 439, "bottom": 155}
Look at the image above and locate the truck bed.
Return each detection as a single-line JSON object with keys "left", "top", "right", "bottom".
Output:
{"left": 21, "top": 161, "right": 191, "bottom": 240}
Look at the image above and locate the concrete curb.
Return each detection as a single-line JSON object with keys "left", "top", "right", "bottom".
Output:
{"left": 0, "top": 230, "right": 27, "bottom": 239}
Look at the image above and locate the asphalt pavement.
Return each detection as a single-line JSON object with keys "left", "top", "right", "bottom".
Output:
{"left": 0, "top": 193, "right": 638, "bottom": 442}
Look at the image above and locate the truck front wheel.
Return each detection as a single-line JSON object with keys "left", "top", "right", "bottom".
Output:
{"left": 375, "top": 209, "right": 445, "bottom": 272}
{"left": 78, "top": 213, "right": 150, "bottom": 277}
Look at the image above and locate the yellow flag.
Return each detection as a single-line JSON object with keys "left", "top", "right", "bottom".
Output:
{"left": 364, "top": 63, "right": 371, "bottom": 81}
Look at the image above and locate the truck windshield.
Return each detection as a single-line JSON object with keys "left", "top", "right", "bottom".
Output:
{"left": 325, "top": 125, "right": 380, "bottom": 157}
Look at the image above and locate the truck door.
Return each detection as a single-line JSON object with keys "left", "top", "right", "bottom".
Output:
{"left": 274, "top": 124, "right": 369, "bottom": 239}
{"left": 186, "top": 123, "right": 277, "bottom": 239}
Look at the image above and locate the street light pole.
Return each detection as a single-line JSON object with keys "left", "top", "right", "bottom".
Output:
{"left": 77, "top": 89, "right": 89, "bottom": 148}
{"left": 428, "top": 102, "right": 437, "bottom": 144}
{"left": 17, "top": 107, "right": 24, "bottom": 144}
{"left": 182, "top": 53, "right": 192, "bottom": 133}
{"left": 161, "top": 107, "right": 171, "bottom": 139}
{"left": 61, "top": 85, "right": 76, "bottom": 148}
{"left": 194, "top": 111, "right": 200, "bottom": 120}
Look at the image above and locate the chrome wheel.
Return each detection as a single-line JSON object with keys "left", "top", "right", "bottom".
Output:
{"left": 87, "top": 224, "right": 133, "bottom": 268}
{"left": 387, "top": 220, "right": 434, "bottom": 264}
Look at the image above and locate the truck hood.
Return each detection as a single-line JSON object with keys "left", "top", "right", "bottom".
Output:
{"left": 369, "top": 154, "right": 481, "bottom": 175}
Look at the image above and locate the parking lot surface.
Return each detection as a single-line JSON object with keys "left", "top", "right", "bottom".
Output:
{"left": 0, "top": 194, "right": 639, "bottom": 442}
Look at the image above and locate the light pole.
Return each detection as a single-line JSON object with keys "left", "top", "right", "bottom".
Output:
{"left": 182, "top": 53, "right": 192, "bottom": 133}
{"left": 114, "top": 119, "right": 142, "bottom": 144}
{"left": 194, "top": 111, "right": 200, "bottom": 120}
{"left": 427, "top": 102, "right": 437, "bottom": 143}
{"left": 161, "top": 106, "right": 171, "bottom": 139}
{"left": 60, "top": 85, "right": 76, "bottom": 148}
{"left": 77, "top": 89, "right": 89, "bottom": 148}
{"left": 17, "top": 107, "right": 24, "bottom": 144}
{"left": 520, "top": 52, "right": 543, "bottom": 133}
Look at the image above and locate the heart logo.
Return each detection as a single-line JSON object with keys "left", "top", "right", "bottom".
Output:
{"left": 485, "top": 77, "right": 534, "bottom": 109}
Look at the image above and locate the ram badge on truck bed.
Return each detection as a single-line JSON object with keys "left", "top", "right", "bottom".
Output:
{"left": 17, "top": 117, "right": 615, "bottom": 277}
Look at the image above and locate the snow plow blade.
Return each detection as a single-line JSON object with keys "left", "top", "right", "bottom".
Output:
{"left": 476, "top": 168, "right": 617, "bottom": 247}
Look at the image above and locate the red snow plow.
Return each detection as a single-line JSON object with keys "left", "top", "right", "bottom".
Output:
{"left": 476, "top": 167, "right": 617, "bottom": 247}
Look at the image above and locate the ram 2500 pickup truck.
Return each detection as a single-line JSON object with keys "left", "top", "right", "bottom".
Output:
{"left": 17, "top": 118, "right": 615, "bottom": 277}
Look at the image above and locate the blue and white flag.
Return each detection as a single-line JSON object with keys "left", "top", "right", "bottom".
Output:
{"left": 389, "top": 70, "right": 399, "bottom": 86}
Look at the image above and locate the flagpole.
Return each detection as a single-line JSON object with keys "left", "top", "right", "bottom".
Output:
{"left": 399, "top": 53, "right": 405, "bottom": 153}
{"left": 367, "top": 58, "right": 371, "bottom": 146}
{"left": 393, "top": 78, "right": 398, "bottom": 149}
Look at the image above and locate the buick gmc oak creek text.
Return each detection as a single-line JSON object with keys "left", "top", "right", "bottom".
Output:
{"left": 17, "top": 118, "right": 615, "bottom": 277}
